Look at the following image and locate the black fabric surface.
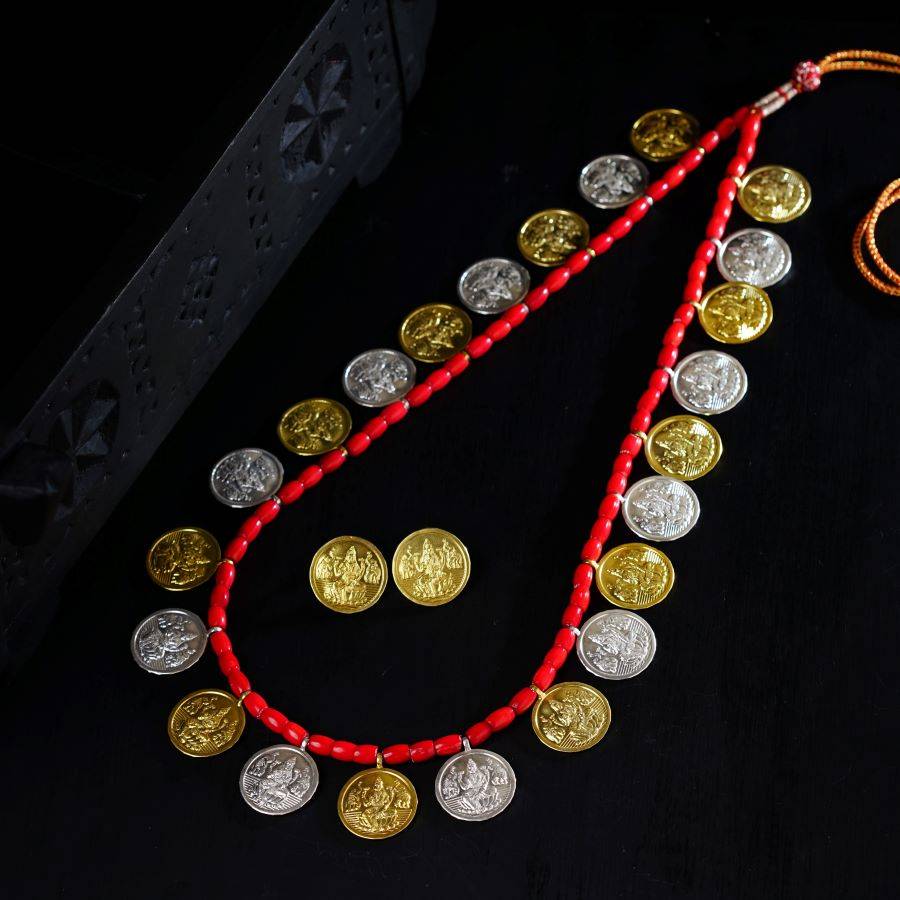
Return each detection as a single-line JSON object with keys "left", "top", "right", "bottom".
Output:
{"left": 4, "top": 10, "right": 899, "bottom": 899}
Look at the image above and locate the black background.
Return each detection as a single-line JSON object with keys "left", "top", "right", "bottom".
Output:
{"left": 4, "top": 8, "right": 900, "bottom": 899}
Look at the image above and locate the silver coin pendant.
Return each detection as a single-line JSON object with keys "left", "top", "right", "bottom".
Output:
{"left": 343, "top": 348, "right": 417, "bottom": 407}
{"left": 716, "top": 228, "right": 791, "bottom": 288}
{"left": 622, "top": 475, "right": 700, "bottom": 542}
{"left": 457, "top": 257, "right": 531, "bottom": 314}
{"left": 435, "top": 746, "right": 516, "bottom": 821}
{"left": 239, "top": 744, "right": 319, "bottom": 815}
{"left": 671, "top": 350, "right": 748, "bottom": 415}
{"left": 578, "top": 154, "right": 649, "bottom": 209}
{"left": 578, "top": 610, "right": 657, "bottom": 680}
{"left": 131, "top": 609, "right": 208, "bottom": 674}
{"left": 210, "top": 447, "right": 284, "bottom": 508}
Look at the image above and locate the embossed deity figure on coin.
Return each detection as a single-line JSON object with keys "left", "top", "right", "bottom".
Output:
{"left": 539, "top": 687, "right": 607, "bottom": 748}
{"left": 345, "top": 776, "right": 412, "bottom": 834}
{"left": 397, "top": 538, "right": 461, "bottom": 600}
{"left": 138, "top": 613, "right": 201, "bottom": 670}
{"left": 245, "top": 752, "right": 311, "bottom": 809}
{"left": 584, "top": 617, "right": 651, "bottom": 676}
{"left": 441, "top": 757, "right": 508, "bottom": 815}
{"left": 150, "top": 531, "right": 218, "bottom": 588}
{"left": 404, "top": 309, "right": 467, "bottom": 359}
{"left": 214, "top": 453, "right": 270, "bottom": 503}
{"left": 605, "top": 552, "right": 668, "bottom": 606}
{"left": 284, "top": 404, "right": 346, "bottom": 451}
{"left": 315, "top": 545, "right": 382, "bottom": 609}
{"left": 173, "top": 695, "right": 239, "bottom": 753}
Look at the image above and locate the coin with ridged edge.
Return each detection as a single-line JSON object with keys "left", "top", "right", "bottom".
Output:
{"left": 699, "top": 282, "right": 773, "bottom": 345}
{"left": 738, "top": 165, "right": 811, "bottom": 223}
{"left": 671, "top": 350, "right": 748, "bottom": 415}
{"left": 239, "top": 744, "right": 319, "bottom": 815}
{"left": 337, "top": 766, "right": 418, "bottom": 839}
{"left": 596, "top": 542, "right": 675, "bottom": 610}
{"left": 578, "top": 154, "right": 649, "bottom": 209}
{"left": 630, "top": 108, "right": 699, "bottom": 161}
{"left": 399, "top": 303, "right": 472, "bottom": 363}
{"left": 310, "top": 536, "right": 387, "bottom": 613}
{"left": 278, "top": 398, "right": 352, "bottom": 456}
{"left": 210, "top": 447, "right": 284, "bottom": 506}
{"left": 435, "top": 747, "right": 516, "bottom": 821}
{"left": 531, "top": 681, "right": 611, "bottom": 752}
{"left": 577, "top": 610, "right": 657, "bottom": 680}
{"left": 131, "top": 608, "right": 207, "bottom": 674}
{"left": 146, "top": 526, "right": 221, "bottom": 591}
{"left": 392, "top": 528, "right": 471, "bottom": 606}
{"left": 167, "top": 688, "right": 245, "bottom": 757}
{"left": 645, "top": 414, "right": 723, "bottom": 481}
{"left": 342, "top": 348, "right": 417, "bottom": 408}
{"left": 717, "top": 228, "right": 791, "bottom": 288}
{"left": 622, "top": 475, "right": 700, "bottom": 542}
{"left": 517, "top": 208, "right": 589, "bottom": 267}
{"left": 457, "top": 257, "right": 530, "bottom": 314}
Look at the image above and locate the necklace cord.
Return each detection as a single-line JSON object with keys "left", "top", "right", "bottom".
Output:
{"left": 852, "top": 179, "right": 900, "bottom": 296}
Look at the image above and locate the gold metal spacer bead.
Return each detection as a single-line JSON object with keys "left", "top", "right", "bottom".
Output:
{"left": 376, "top": 751, "right": 384, "bottom": 769}
{"left": 581, "top": 558, "right": 599, "bottom": 571}
{"left": 530, "top": 684, "right": 547, "bottom": 701}
{"left": 219, "top": 557, "right": 235, "bottom": 567}
{"left": 236, "top": 690, "right": 251, "bottom": 707}
{"left": 631, "top": 430, "right": 648, "bottom": 443}
{"left": 585, "top": 247, "right": 597, "bottom": 258}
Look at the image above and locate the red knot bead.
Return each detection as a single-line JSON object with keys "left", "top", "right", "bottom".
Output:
{"left": 467, "top": 335, "right": 493, "bottom": 358}
{"left": 793, "top": 60, "right": 822, "bottom": 92}
{"left": 544, "top": 267, "right": 571, "bottom": 292}
{"left": 554, "top": 628, "right": 577, "bottom": 652}
{"left": 331, "top": 740, "right": 357, "bottom": 762}
{"left": 278, "top": 480, "right": 304, "bottom": 504}
{"left": 406, "top": 384, "right": 433, "bottom": 407}
{"left": 426, "top": 368, "right": 453, "bottom": 392}
{"left": 354, "top": 745, "right": 379, "bottom": 765}
{"left": 308, "top": 734, "right": 335, "bottom": 756}
{"left": 567, "top": 249, "right": 593, "bottom": 274}
{"left": 509, "top": 687, "right": 537, "bottom": 713}
{"left": 383, "top": 400, "right": 410, "bottom": 424}
{"left": 466, "top": 722, "right": 492, "bottom": 747}
{"left": 228, "top": 670, "right": 251, "bottom": 696}
{"left": 262, "top": 708, "right": 289, "bottom": 734}
{"left": 589, "top": 232, "right": 615, "bottom": 255}
{"left": 283, "top": 722, "right": 308, "bottom": 746}
{"left": 526, "top": 285, "right": 551, "bottom": 311}
{"left": 410, "top": 740, "right": 436, "bottom": 763}
{"left": 363, "top": 416, "right": 388, "bottom": 439}
{"left": 383, "top": 743, "right": 411, "bottom": 765}
{"left": 208, "top": 606, "right": 226, "bottom": 629}
{"left": 210, "top": 585, "right": 230, "bottom": 608}
{"left": 224, "top": 537, "right": 249, "bottom": 563}
{"left": 435, "top": 734, "right": 463, "bottom": 756}
{"left": 486, "top": 320, "right": 512, "bottom": 342}
{"left": 243, "top": 692, "right": 267, "bottom": 719}
{"left": 257, "top": 498, "right": 281, "bottom": 524}
{"left": 532, "top": 664, "right": 557, "bottom": 691}
{"left": 216, "top": 560, "right": 237, "bottom": 587}
{"left": 486, "top": 706, "right": 515, "bottom": 732}
{"left": 299, "top": 465, "right": 323, "bottom": 488}
{"left": 345, "top": 432, "right": 372, "bottom": 456}
{"left": 218, "top": 651, "right": 239, "bottom": 675}
{"left": 320, "top": 449, "right": 347, "bottom": 473}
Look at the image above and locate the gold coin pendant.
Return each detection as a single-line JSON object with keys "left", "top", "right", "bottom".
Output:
{"left": 699, "top": 281, "right": 773, "bottom": 344}
{"left": 517, "top": 209, "right": 590, "bottom": 267}
{"left": 310, "top": 536, "right": 387, "bottom": 613}
{"left": 278, "top": 397, "right": 352, "bottom": 455}
{"left": 398, "top": 303, "right": 473, "bottom": 363}
{"left": 738, "top": 165, "right": 811, "bottom": 223}
{"left": 630, "top": 108, "right": 699, "bottom": 161}
{"left": 147, "top": 526, "right": 221, "bottom": 591}
{"left": 531, "top": 682, "right": 612, "bottom": 752}
{"left": 337, "top": 766, "right": 418, "bottom": 839}
{"left": 596, "top": 542, "right": 675, "bottom": 609}
{"left": 645, "top": 415, "right": 722, "bottom": 481}
{"left": 392, "top": 528, "right": 471, "bottom": 606}
{"left": 168, "top": 688, "right": 245, "bottom": 757}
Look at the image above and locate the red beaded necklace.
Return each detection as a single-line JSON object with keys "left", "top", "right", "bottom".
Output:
{"left": 136, "top": 50, "right": 900, "bottom": 833}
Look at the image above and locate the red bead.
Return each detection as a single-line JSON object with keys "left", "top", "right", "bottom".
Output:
{"left": 435, "top": 734, "right": 463, "bottom": 756}
{"left": 688, "top": 260, "right": 707, "bottom": 282}
{"left": 307, "top": 734, "right": 334, "bottom": 756}
{"left": 354, "top": 744, "right": 378, "bottom": 765}
{"left": 410, "top": 740, "right": 436, "bottom": 763}
{"left": 608, "top": 216, "right": 633, "bottom": 239}
{"left": 382, "top": 743, "right": 411, "bottom": 764}
{"left": 630, "top": 409, "right": 653, "bottom": 432}
{"left": 320, "top": 449, "right": 347, "bottom": 473}
{"left": 331, "top": 740, "right": 356, "bottom": 761}
{"left": 239, "top": 516, "right": 263, "bottom": 542}
{"left": 589, "top": 232, "right": 615, "bottom": 255}
{"left": 216, "top": 560, "right": 236, "bottom": 587}
{"left": 663, "top": 323, "right": 685, "bottom": 347}
{"left": 217, "top": 651, "right": 238, "bottom": 675}
{"left": 228, "top": 670, "right": 250, "bottom": 696}
{"left": 278, "top": 480, "right": 304, "bottom": 504}
{"left": 626, "top": 197, "right": 651, "bottom": 221}
{"left": 567, "top": 249, "right": 593, "bottom": 274}
{"left": 363, "top": 416, "right": 389, "bottom": 439}
{"left": 543, "top": 647, "right": 568, "bottom": 670}
{"left": 554, "top": 627, "right": 576, "bottom": 651}
{"left": 581, "top": 536, "right": 603, "bottom": 560}
{"left": 486, "top": 706, "right": 515, "bottom": 732}
{"left": 612, "top": 454, "right": 633, "bottom": 476}
{"left": 573, "top": 563, "right": 594, "bottom": 589}
{"left": 695, "top": 240, "right": 718, "bottom": 264}
{"left": 706, "top": 216, "right": 728, "bottom": 241}
{"left": 446, "top": 352, "right": 471, "bottom": 376}
{"left": 466, "top": 722, "right": 492, "bottom": 747}
{"left": 467, "top": 335, "right": 493, "bottom": 358}
{"left": 509, "top": 687, "right": 537, "bottom": 713}
{"left": 346, "top": 432, "right": 372, "bottom": 456}
{"left": 699, "top": 130, "right": 720, "bottom": 152}
{"left": 726, "top": 157, "right": 748, "bottom": 178}
{"left": 426, "top": 368, "right": 453, "bottom": 392}
{"left": 406, "top": 384, "right": 433, "bottom": 407}
{"left": 532, "top": 664, "right": 556, "bottom": 691}
{"left": 598, "top": 493, "right": 621, "bottom": 519}
{"left": 544, "top": 266, "right": 571, "bottom": 293}
{"left": 713, "top": 199, "right": 733, "bottom": 220}
{"left": 675, "top": 303, "right": 696, "bottom": 325}
{"left": 383, "top": 401, "right": 410, "bottom": 424}
{"left": 526, "top": 285, "right": 550, "bottom": 311}
{"left": 620, "top": 433, "right": 643, "bottom": 457}
{"left": 665, "top": 164, "right": 687, "bottom": 187}
{"left": 657, "top": 346, "right": 680, "bottom": 368}
{"left": 717, "top": 179, "right": 737, "bottom": 202}
{"left": 681, "top": 147, "right": 705, "bottom": 171}
{"left": 637, "top": 389, "right": 661, "bottom": 415}
{"left": 257, "top": 498, "right": 281, "bottom": 523}
{"left": 225, "top": 536, "right": 249, "bottom": 563}
{"left": 283, "top": 721, "right": 308, "bottom": 746}
{"left": 683, "top": 279, "right": 704, "bottom": 303}
{"left": 486, "top": 320, "right": 512, "bottom": 342}
{"left": 262, "top": 708, "right": 289, "bottom": 734}
{"left": 243, "top": 692, "right": 267, "bottom": 719}
{"left": 502, "top": 304, "right": 529, "bottom": 328}
{"left": 646, "top": 179, "right": 670, "bottom": 201}
{"left": 607, "top": 470, "right": 629, "bottom": 494}
{"left": 299, "top": 465, "right": 323, "bottom": 488}
{"left": 210, "top": 584, "right": 230, "bottom": 608}
{"left": 570, "top": 586, "right": 591, "bottom": 608}
{"left": 737, "top": 139, "right": 756, "bottom": 161}
{"left": 208, "top": 605, "right": 226, "bottom": 628}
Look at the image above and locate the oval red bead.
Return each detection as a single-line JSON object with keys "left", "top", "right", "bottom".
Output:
{"left": 466, "top": 722, "right": 492, "bottom": 747}
{"left": 406, "top": 384, "right": 433, "bottom": 407}
{"left": 410, "top": 740, "right": 436, "bottom": 762}
{"left": 283, "top": 722, "right": 308, "bottom": 746}
{"left": 228, "top": 671, "right": 251, "bottom": 696}
{"left": 299, "top": 465, "right": 323, "bottom": 488}
{"left": 467, "top": 335, "right": 493, "bottom": 358}
{"left": 486, "top": 706, "right": 515, "bottom": 732}
{"left": 363, "top": 416, "right": 389, "bottom": 439}
{"left": 382, "top": 743, "right": 411, "bottom": 764}
{"left": 331, "top": 740, "right": 357, "bottom": 761}
{"left": 308, "top": 734, "right": 335, "bottom": 756}
{"left": 262, "top": 708, "right": 289, "bottom": 734}
{"left": 383, "top": 401, "right": 410, "bottom": 424}
{"left": 509, "top": 687, "right": 537, "bottom": 713}
{"left": 243, "top": 692, "right": 267, "bottom": 719}
{"left": 346, "top": 433, "right": 372, "bottom": 456}
{"left": 320, "top": 449, "right": 347, "bottom": 473}
{"left": 544, "top": 267, "right": 571, "bottom": 293}
{"left": 435, "top": 734, "right": 463, "bottom": 756}
{"left": 278, "top": 480, "right": 304, "bottom": 504}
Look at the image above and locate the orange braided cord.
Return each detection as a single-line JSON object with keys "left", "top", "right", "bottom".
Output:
{"left": 852, "top": 180, "right": 900, "bottom": 297}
